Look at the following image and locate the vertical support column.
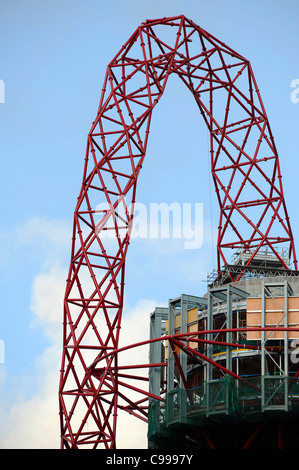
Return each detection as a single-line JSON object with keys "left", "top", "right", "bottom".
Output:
{"left": 206, "top": 288, "right": 214, "bottom": 383}
{"left": 226, "top": 286, "right": 233, "bottom": 373}
{"left": 236, "top": 307, "right": 240, "bottom": 377}
{"left": 206, "top": 288, "right": 214, "bottom": 416}
{"left": 261, "top": 282, "right": 267, "bottom": 411}
{"left": 167, "top": 296, "right": 189, "bottom": 392}
{"left": 261, "top": 282, "right": 266, "bottom": 378}
{"left": 149, "top": 307, "right": 168, "bottom": 397}
{"left": 283, "top": 281, "right": 290, "bottom": 411}
{"left": 167, "top": 300, "right": 176, "bottom": 394}
{"left": 149, "top": 307, "right": 168, "bottom": 443}
{"left": 180, "top": 296, "right": 188, "bottom": 422}
{"left": 226, "top": 286, "right": 233, "bottom": 412}
{"left": 180, "top": 296, "right": 188, "bottom": 388}
{"left": 283, "top": 281, "right": 289, "bottom": 378}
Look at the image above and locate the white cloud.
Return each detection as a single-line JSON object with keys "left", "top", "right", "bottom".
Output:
{"left": 30, "top": 263, "right": 67, "bottom": 339}
{"left": 0, "top": 363, "right": 60, "bottom": 449}
{"left": 15, "top": 217, "right": 71, "bottom": 248}
{"left": 0, "top": 252, "right": 160, "bottom": 448}
{"left": 0, "top": 260, "right": 65, "bottom": 448}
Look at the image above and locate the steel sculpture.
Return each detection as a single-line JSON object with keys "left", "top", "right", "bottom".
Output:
{"left": 59, "top": 16, "right": 297, "bottom": 448}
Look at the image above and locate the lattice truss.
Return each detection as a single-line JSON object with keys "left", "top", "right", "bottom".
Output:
{"left": 59, "top": 16, "right": 297, "bottom": 448}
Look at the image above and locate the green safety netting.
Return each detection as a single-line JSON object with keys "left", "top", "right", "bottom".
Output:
{"left": 148, "top": 376, "right": 299, "bottom": 442}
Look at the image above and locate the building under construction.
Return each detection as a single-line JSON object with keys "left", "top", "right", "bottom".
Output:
{"left": 58, "top": 16, "right": 299, "bottom": 449}
{"left": 148, "top": 250, "right": 299, "bottom": 449}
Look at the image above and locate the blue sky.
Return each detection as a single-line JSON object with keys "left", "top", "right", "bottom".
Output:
{"left": 0, "top": 0, "right": 298, "bottom": 448}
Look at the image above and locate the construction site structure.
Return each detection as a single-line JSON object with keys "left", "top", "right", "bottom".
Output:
{"left": 148, "top": 250, "right": 299, "bottom": 449}
{"left": 58, "top": 16, "right": 299, "bottom": 449}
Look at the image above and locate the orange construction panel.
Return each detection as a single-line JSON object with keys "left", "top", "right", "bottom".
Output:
{"left": 246, "top": 296, "right": 299, "bottom": 340}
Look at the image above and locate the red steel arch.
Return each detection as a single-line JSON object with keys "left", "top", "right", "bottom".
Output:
{"left": 59, "top": 16, "right": 297, "bottom": 448}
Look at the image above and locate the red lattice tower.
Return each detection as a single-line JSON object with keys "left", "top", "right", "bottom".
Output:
{"left": 59, "top": 16, "right": 297, "bottom": 448}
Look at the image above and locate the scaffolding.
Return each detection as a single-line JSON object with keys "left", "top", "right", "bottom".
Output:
{"left": 148, "top": 277, "right": 299, "bottom": 449}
